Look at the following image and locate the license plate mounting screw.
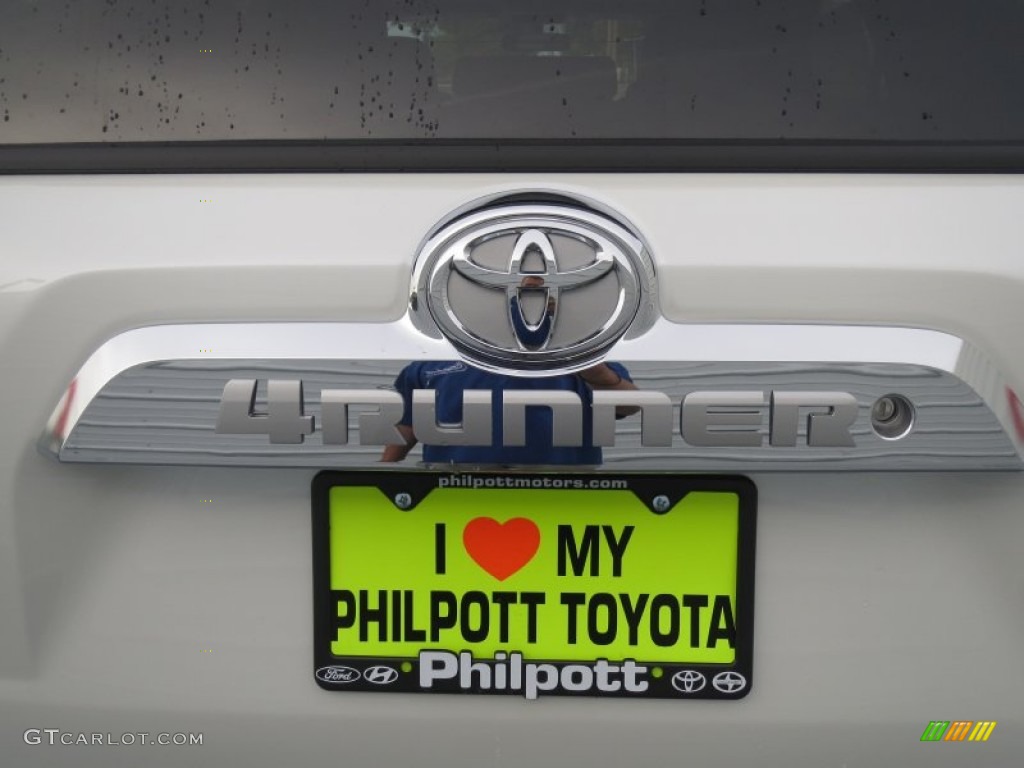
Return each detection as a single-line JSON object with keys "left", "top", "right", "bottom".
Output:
{"left": 652, "top": 494, "right": 671, "bottom": 513}
{"left": 394, "top": 492, "right": 413, "bottom": 509}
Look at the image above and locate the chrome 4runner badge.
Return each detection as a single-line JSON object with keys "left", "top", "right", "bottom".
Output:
{"left": 312, "top": 471, "right": 756, "bottom": 699}
{"left": 219, "top": 378, "right": 862, "bottom": 448}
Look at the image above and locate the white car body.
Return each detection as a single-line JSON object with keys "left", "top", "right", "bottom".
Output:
{"left": 0, "top": 172, "right": 1021, "bottom": 764}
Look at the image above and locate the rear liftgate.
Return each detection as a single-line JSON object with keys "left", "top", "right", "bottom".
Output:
{"left": 40, "top": 199, "right": 1024, "bottom": 700}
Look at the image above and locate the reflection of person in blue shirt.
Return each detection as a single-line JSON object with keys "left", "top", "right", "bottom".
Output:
{"left": 508, "top": 287, "right": 552, "bottom": 350}
{"left": 380, "top": 361, "right": 637, "bottom": 466}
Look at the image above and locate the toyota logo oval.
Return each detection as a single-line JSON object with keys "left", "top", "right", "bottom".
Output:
{"left": 670, "top": 670, "right": 707, "bottom": 694}
{"left": 411, "top": 201, "right": 657, "bottom": 375}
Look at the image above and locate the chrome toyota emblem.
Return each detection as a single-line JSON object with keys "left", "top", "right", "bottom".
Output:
{"left": 453, "top": 228, "right": 614, "bottom": 351}
{"left": 411, "top": 201, "right": 656, "bottom": 375}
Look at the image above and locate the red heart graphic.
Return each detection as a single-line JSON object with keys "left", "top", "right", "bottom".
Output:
{"left": 463, "top": 517, "right": 541, "bottom": 581}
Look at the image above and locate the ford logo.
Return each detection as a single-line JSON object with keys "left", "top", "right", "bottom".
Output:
{"left": 315, "top": 665, "right": 361, "bottom": 684}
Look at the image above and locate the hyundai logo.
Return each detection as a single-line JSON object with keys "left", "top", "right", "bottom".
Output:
{"left": 363, "top": 665, "right": 400, "bottom": 685}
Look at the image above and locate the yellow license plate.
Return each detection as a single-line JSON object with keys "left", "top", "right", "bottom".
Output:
{"left": 312, "top": 471, "right": 755, "bottom": 699}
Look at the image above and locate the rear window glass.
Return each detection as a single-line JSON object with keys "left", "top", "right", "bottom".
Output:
{"left": 1, "top": 0, "right": 1022, "bottom": 143}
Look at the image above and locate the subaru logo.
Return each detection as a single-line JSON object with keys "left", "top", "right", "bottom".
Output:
{"left": 363, "top": 665, "right": 400, "bottom": 685}
{"left": 411, "top": 200, "right": 657, "bottom": 375}
{"left": 711, "top": 670, "right": 747, "bottom": 694}
{"left": 315, "top": 665, "right": 361, "bottom": 684}
{"left": 670, "top": 670, "right": 707, "bottom": 694}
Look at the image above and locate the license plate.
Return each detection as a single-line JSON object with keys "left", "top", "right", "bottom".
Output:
{"left": 312, "top": 471, "right": 756, "bottom": 700}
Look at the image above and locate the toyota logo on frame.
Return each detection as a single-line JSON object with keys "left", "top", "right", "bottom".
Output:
{"left": 671, "top": 670, "right": 707, "bottom": 694}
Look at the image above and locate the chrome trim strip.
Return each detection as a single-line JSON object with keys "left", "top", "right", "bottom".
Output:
{"left": 40, "top": 321, "right": 1023, "bottom": 471}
